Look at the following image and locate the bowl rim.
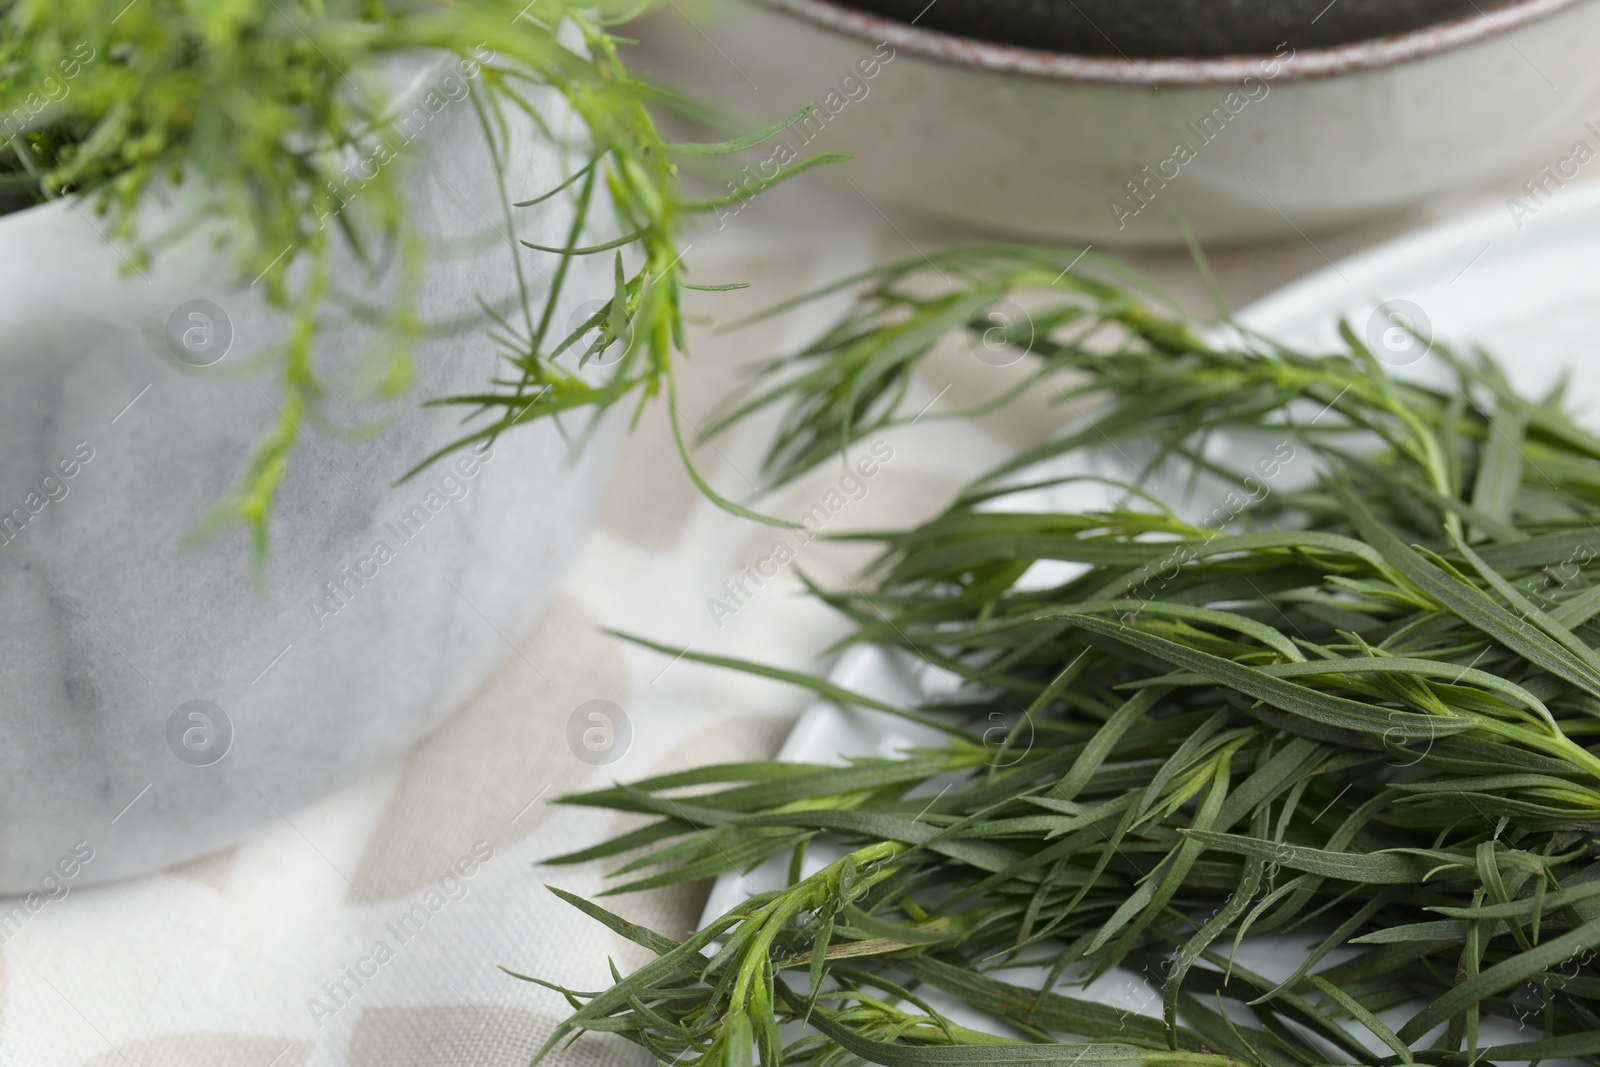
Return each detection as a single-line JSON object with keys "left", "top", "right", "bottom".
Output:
{"left": 763, "top": 0, "right": 1585, "bottom": 86}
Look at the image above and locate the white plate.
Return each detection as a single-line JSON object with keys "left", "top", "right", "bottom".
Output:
{"left": 699, "top": 187, "right": 1600, "bottom": 1058}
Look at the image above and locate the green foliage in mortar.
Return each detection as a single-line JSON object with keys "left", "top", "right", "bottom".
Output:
{"left": 0, "top": 0, "right": 836, "bottom": 560}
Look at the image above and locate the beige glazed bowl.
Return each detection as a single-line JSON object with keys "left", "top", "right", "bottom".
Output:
{"left": 637, "top": 0, "right": 1600, "bottom": 244}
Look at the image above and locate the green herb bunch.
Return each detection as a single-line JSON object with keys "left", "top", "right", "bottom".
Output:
{"left": 0, "top": 0, "right": 831, "bottom": 560}
{"left": 529, "top": 248, "right": 1600, "bottom": 1066}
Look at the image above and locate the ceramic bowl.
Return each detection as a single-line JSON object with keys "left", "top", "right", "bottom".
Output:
{"left": 635, "top": 0, "right": 1600, "bottom": 244}
{"left": 0, "top": 56, "right": 620, "bottom": 893}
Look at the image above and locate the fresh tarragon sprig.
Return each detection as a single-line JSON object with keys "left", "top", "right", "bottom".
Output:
{"left": 0, "top": 0, "right": 840, "bottom": 566}
{"left": 524, "top": 248, "right": 1600, "bottom": 1067}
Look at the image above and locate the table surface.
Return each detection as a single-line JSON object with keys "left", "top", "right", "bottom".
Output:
{"left": 0, "top": 62, "right": 1571, "bottom": 1067}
